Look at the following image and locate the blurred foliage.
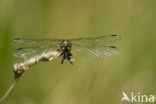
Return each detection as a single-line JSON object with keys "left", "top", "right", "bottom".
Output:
{"left": 0, "top": 0, "right": 156, "bottom": 104}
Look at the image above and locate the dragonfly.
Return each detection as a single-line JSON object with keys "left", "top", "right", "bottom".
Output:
{"left": 13, "top": 34, "right": 121, "bottom": 64}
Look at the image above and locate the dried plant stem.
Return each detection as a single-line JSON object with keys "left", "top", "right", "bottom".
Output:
{"left": 0, "top": 80, "right": 17, "bottom": 103}
{"left": 13, "top": 51, "right": 61, "bottom": 79}
{"left": 0, "top": 51, "right": 60, "bottom": 103}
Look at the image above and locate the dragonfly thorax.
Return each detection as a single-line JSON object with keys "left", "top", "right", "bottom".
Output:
{"left": 60, "top": 40, "right": 72, "bottom": 52}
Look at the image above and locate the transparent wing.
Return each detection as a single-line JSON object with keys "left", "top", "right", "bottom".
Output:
{"left": 12, "top": 35, "right": 120, "bottom": 59}
{"left": 70, "top": 35, "right": 120, "bottom": 58}
{"left": 12, "top": 38, "right": 62, "bottom": 48}
{"left": 12, "top": 38, "right": 61, "bottom": 59}
{"left": 14, "top": 46, "right": 60, "bottom": 59}
{"left": 70, "top": 34, "right": 121, "bottom": 47}
{"left": 72, "top": 45, "right": 119, "bottom": 58}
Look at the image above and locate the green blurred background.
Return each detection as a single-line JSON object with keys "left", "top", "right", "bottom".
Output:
{"left": 0, "top": 0, "right": 156, "bottom": 104}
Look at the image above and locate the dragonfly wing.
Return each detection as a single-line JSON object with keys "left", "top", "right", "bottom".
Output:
{"left": 12, "top": 35, "right": 120, "bottom": 59}
{"left": 12, "top": 38, "right": 61, "bottom": 59}
{"left": 71, "top": 34, "right": 121, "bottom": 47}
{"left": 12, "top": 38, "right": 61, "bottom": 48}
{"left": 14, "top": 46, "right": 60, "bottom": 59}
{"left": 72, "top": 45, "right": 119, "bottom": 58}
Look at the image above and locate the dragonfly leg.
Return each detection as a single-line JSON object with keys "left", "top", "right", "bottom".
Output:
{"left": 69, "top": 60, "right": 73, "bottom": 65}
{"left": 60, "top": 52, "right": 73, "bottom": 65}
{"left": 67, "top": 52, "right": 73, "bottom": 65}
{"left": 60, "top": 52, "right": 65, "bottom": 64}
{"left": 61, "top": 57, "right": 65, "bottom": 64}
{"left": 60, "top": 51, "right": 64, "bottom": 56}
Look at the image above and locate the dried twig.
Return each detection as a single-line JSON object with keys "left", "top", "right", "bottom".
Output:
{"left": 0, "top": 51, "right": 60, "bottom": 103}
{"left": 0, "top": 80, "right": 17, "bottom": 103}
{"left": 13, "top": 51, "right": 60, "bottom": 79}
